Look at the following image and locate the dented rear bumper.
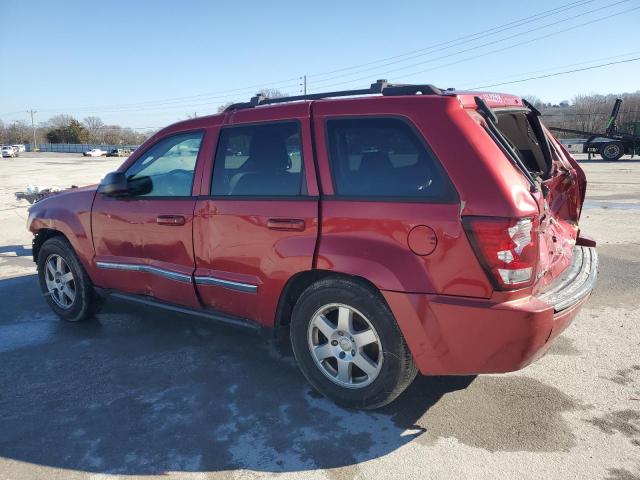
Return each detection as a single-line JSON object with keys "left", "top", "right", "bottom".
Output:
{"left": 537, "top": 246, "right": 598, "bottom": 312}
{"left": 382, "top": 245, "right": 598, "bottom": 376}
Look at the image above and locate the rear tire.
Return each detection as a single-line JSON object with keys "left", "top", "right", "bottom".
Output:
{"left": 290, "top": 277, "right": 417, "bottom": 410}
{"left": 37, "top": 237, "right": 102, "bottom": 322}
{"left": 600, "top": 142, "right": 624, "bottom": 161}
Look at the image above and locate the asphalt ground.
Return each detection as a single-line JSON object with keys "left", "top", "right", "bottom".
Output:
{"left": 0, "top": 152, "right": 639, "bottom": 480}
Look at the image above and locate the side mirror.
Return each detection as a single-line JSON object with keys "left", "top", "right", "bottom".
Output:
{"left": 127, "top": 175, "right": 153, "bottom": 196}
{"left": 98, "top": 171, "right": 129, "bottom": 197}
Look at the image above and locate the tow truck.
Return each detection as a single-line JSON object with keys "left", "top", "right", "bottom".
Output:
{"left": 549, "top": 98, "right": 639, "bottom": 161}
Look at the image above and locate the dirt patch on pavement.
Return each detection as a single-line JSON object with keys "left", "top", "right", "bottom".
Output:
{"left": 548, "top": 335, "right": 581, "bottom": 356}
{"left": 606, "top": 467, "right": 640, "bottom": 480}
{"left": 587, "top": 409, "right": 640, "bottom": 439}
{"left": 609, "top": 366, "right": 640, "bottom": 386}
{"left": 589, "top": 244, "right": 640, "bottom": 309}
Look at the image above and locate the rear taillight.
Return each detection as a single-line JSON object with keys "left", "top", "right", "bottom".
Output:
{"left": 463, "top": 216, "right": 539, "bottom": 290}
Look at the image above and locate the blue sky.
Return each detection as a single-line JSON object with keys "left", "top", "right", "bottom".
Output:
{"left": 1, "top": 0, "right": 639, "bottom": 130}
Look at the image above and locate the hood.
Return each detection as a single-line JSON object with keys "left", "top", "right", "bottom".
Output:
{"left": 27, "top": 184, "right": 98, "bottom": 236}
{"left": 30, "top": 184, "right": 98, "bottom": 207}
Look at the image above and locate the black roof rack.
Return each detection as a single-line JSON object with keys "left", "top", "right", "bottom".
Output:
{"left": 224, "top": 79, "right": 443, "bottom": 112}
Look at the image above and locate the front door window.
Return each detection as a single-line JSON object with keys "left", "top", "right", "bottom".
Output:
{"left": 125, "top": 131, "right": 203, "bottom": 197}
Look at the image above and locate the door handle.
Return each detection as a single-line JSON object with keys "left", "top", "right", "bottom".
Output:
{"left": 267, "top": 218, "right": 305, "bottom": 231}
{"left": 156, "top": 215, "right": 186, "bottom": 226}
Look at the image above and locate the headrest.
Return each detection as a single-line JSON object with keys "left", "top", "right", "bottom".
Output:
{"left": 359, "top": 151, "right": 394, "bottom": 174}
{"left": 248, "top": 132, "right": 290, "bottom": 171}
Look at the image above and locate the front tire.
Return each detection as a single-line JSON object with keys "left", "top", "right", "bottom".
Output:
{"left": 290, "top": 277, "right": 417, "bottom": 410}
{"left": 37, "top": 237, "right": 102, "bottom": 322}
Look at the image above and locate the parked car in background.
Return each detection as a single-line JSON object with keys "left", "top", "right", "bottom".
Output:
{"left": 83, "top": 148, "right": 107, "bottom": 157}
{"left": 106, "top": 148, "right": 131, "bottom": 157}
{"left": 12, "top": 144, "right": 26, "bottom": 153}
{"left": 2, "top": 146, "right": 16, "bottom": 157}
{"left": 27, "top": 80, "right": 598, "bottom": 409}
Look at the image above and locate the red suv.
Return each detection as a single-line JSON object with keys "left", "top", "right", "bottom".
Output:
{"left": 27, "top": 80, "right": 598, "bottom": 409}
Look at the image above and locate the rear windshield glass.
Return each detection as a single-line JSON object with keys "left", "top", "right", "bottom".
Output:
{"left": 326, "top": 117, "right": 457, "bottom": 201}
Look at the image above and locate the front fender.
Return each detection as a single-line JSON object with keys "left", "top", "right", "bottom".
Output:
{"left": 28, "top": 187, "right": 97, "bottom": 270}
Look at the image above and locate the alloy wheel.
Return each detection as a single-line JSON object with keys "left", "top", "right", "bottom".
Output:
{"left": 307, "top": 303, "right": 383, "bottom": 388}
{"left": 44, "top": 254, "right": 76, "bottom": 309}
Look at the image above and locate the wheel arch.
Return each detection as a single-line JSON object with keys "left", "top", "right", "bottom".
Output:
{"left": 28, "top": 199, "right": 96, "bottom": 273}
{"left": 274, "top": 269, "right": 384, "bottom": 328}
{"left": 32, "top": 228, "right": 67, "bottom": 262}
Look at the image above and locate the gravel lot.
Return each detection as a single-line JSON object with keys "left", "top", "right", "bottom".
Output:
{"left": 0, "top": 152, "right": 639, "bottom": 480}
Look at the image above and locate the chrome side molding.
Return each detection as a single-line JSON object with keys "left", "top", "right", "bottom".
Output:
{"left": 95, "top": 261, "right": 192, "bottom": 284}
{"left": 95, "top": 260, "right": 258, "bottom": 293}
{"left": 194, "top": 275, "right": 258, "bottom": 294}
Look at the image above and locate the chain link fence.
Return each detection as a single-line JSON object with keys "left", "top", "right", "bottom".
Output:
{"left": 26, "top": 143, "right": 140, "bottom": 153}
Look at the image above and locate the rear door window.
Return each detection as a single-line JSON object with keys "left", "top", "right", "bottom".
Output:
{"left": 326, "top": 117, "right": 456, "bottom": 201}
{"left": 211, "top": 122, "right": 304, "bottom": 196}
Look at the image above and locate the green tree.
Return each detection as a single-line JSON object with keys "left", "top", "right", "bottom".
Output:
{"left": 68, "top": 119, "right": 89, "bottom": 143}
{"left": 46, "top": 118, "right": 90, "bottom": 143}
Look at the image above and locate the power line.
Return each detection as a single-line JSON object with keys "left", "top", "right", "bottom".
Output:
{"left": 306, "top": 0, "right": 597, "bottom": 79}
{"left": 70, "top": 0, "right": 604, "bottom": 112}
{"left": 309, "top": 1, "right": 636, "bottom": 91}
{"left": 12, "top": 0, "right": 602, "bottom": 114}
{"left": 456, "top": 49, "right": 640, "bottom": 88}
{"left": 95, "top": 53, "right": 640, "bottom": 118}
{"left": 312, "top": 3, "right": 639, "bottom": 91}
{"left": 468, "top": 57, "right": 640, "bottom": 89}
{"left": 36, "top": 82, "right": 309, "bottom": 116}
{"left": 0, "top": 110, "right": 27, "bottom": 117}
{"left": 35, "top": 80, "right": 302, "bottom": 114}
{"left": 69, "top": 2, "right": 639, "bottom": 118}
{"left": 308, "top": 0, "right": 621, "bottom": 87}
{"left": 4, "top": 2, "right": 638, "bottom": 121}
{"left": 8, "top": 54, "right": 639, "bottom": 123}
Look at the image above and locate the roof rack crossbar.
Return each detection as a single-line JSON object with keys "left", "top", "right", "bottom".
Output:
{"left": 224, "top": 79, "right": 442, "bottom": 112}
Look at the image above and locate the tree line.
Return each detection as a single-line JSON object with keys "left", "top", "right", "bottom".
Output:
{"left": 3, "top": 89, "right": 638, "bottom": 147}
{"left": 0, "top": 115, "right": 151, "bottom": 146}
{"left": 526, "top": 91, "right": 640, "bottom": 137}
{"left": 0, "top": 89, "right": 287, "bottom": 146}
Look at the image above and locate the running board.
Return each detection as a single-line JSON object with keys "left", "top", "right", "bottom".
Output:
{"left": 103, "top": 290, "right": 262, "bottom": 331}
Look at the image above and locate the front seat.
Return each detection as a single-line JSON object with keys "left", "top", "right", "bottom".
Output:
{"left": 230, "top": 132, "right": 299, "bottom": 195}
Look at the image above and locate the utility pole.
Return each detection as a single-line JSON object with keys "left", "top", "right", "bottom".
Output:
{"left": 300, "top": 75, "right": 307, "bottom": 96}
{"left": 27, "top": 109, "right": 37, "bottom": 151}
